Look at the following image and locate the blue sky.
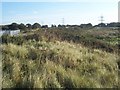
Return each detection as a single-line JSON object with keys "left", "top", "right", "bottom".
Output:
{"left": 1, "top": 1, "right": 119, "bottom": 26}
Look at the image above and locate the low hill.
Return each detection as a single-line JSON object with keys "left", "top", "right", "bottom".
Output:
{"left": 1, "top": 28, "right": 119, "bottom": 88}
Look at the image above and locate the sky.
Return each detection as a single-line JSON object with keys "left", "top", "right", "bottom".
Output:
{"left": 1, "top": 0, "right": 119, "bottom": 26}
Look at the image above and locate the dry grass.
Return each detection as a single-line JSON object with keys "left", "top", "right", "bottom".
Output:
{"left": 1, "top": 38, "right": 119, "bottom": 88}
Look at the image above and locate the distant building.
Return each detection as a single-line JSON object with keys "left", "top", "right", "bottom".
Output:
{"left": 0, "top": 30, "right": 20, "bottom": 36}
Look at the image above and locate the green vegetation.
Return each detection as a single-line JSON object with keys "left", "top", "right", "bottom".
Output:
{"left": 1, "top": 28, "right": 119, "bottom": 88}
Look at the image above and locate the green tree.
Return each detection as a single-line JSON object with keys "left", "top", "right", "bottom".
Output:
{"left": 8, "top": 23, "right": 19, "bottom": 30}
{"left": 32, "top": 23, "right": 41, "bottom": 29}
{"left": 26, "top": 23, "right": 32, "bottom": 30}
{"left": 18, "top": 23, "right": 27, "bottom": 30}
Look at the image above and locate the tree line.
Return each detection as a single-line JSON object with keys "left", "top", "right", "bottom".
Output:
{"left": 1, "top": 22, "right": 120, "bottom": 31}
{"left": 1, "top": 23, "right": 48, "bottom": 31}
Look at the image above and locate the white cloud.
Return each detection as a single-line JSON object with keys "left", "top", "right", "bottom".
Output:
{"left": 33, "top": 11, "right": 38, "bottom": 14}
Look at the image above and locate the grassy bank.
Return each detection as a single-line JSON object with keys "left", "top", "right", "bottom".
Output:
{"left": 1, "top": 36, "right": 119, "bottom": 88}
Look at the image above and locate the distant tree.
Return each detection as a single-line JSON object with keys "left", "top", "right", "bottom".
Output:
{"left": 58, "top": 24, "right": 65, "bottom": 28}
{"left": 51, "top": 24, "right": 56, "bottom": 28}
{"left": 80, "top": 23, "right": 93, "bottom": 28}
{"left": 58, "top": 24, "right": 62, "bottom": 28}
{"left": 107, "top": 22, "right": 120, "bottom": 27}
{"left": 32, "top": 23, "right": 41, "bottom": 29}
{"left": 98, "top": 23, "right": 106, "bottom": 27}
{"left": 2, "top": 25, "right": 9, "bottom": 30}
{"left": 87, "top": 23, "right": 93, "bottom": 27}
{"left": 8, "top": 23, "right": 19, "bottom": 30}
{"left": 18, "top": 23, "right": 27, "bottom": 30}
{"left": 26, "top": 23, "right": 32, "bottom": 29}
{"left": 41, "top": 25, "right": 48, "bottom": 28}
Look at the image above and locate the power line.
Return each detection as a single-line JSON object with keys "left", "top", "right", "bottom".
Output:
{"left": 62, "top": 18, "right": 64, "bottom": 25}
{"left": 99, "top": 16, "right": 104, "bottom": 23}
{"left": 41, "top": 21, "right": 44, "bottom": 25}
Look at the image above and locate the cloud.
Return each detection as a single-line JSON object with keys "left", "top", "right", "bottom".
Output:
{"left": 33, "top": 11, "right": 38, "bottom": 14}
